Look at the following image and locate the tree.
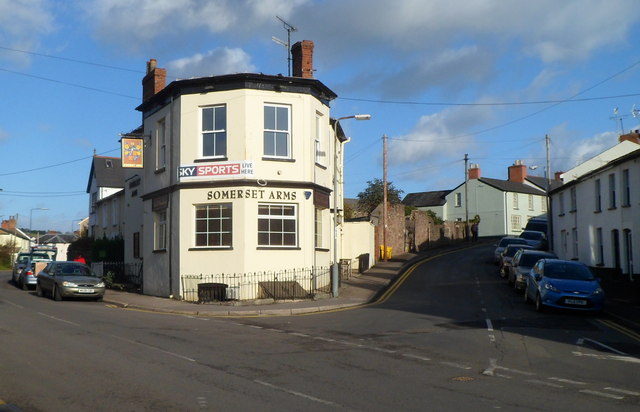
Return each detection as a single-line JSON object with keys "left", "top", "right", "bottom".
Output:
{"left": 356, "top": 178, "right": 404, "bottom": 216}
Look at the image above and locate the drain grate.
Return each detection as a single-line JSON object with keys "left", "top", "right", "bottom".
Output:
{"left": 451, "top": 376, "right": 475, "bottom": 382}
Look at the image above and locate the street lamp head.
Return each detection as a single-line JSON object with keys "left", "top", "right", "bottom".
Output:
{"left": 354, "top": 114, "right": 371, "bottom": 121}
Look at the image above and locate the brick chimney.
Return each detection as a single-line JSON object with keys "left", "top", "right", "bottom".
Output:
{"left": 291, "top": 40, "right": 314, "bottom": 78}
{"left": 555, "top": 171, "right": 564, "bottom": 182}
{"left": 508, "top": 160, "right": 527, "bottom": 183}
{"left": 619, "top": 130, "right": 640, "bottom": 144}
{"left": 468, "top": 163, "right": 481, "bottom": 179}
{"left": 142, "top": 58, "right": 167, "bottom": 102}
{"left": 1, "top": 216, "right": 17, "bottom": 231}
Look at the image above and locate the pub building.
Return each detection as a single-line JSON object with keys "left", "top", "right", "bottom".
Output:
{"left": 125, "top": 41, "right": 349, "bottom": 299}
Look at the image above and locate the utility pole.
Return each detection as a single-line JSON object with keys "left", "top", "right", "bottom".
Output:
{"left": 382, "top": 134, "right": 388, "bottom": 262}
{"left": 545, "top": 134, "right": 552, "bottom": 250}
{"left": 464, "top": 153, "right": 469, "bottom": 240}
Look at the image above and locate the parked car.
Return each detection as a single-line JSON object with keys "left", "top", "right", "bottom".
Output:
{"left": 36, "top": 261, "right": 105, "bottom": 301}
{"left": 519, "top": 230, "right": 547, "bottom": 250}
{"left": 499, "top": 244, "right": 533, "bottom": 278}
{"left": 493, "top": 236, "right": 530, "bottom": 263}
{"left": 524, "top": 217, "right": 547, "bottom": 233}
{"left": 13, "top": 253, "right": 53, "bottom": 290}
{"left": 524, "top": 259, "right": 604, "bottom": 313}
{"left": 508, "top": 249, "right": 557, "bottom": 291}
{"left": 12, "top": 252, "right": 32, "bottom": 284}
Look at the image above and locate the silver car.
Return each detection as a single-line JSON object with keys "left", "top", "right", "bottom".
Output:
{"left": 508, "top": 249, "right": 557, "bottom": 291}
{"left": 14, "top": 253, "right": 52, "bottom": 290}
{"left": 36, "top": 261, "right": 105, "bottom": 301}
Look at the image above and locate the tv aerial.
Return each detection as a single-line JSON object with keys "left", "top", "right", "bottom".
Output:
{"left": 271, "top": 15, "right": 297, "bottom": 76}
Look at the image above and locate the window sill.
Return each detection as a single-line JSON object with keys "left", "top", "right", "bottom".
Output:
{"left": 256, "top": 246, "right": 301, "bottom": 250}
{"left": 153, "top": 249, "right": 167, "bottom": 254}
{"left": 154, "top": 167, "right": 166, "bottom": 174}
{"left": 622, "top": 204, "right": 631, "bottom": 208}
{"left": 569, "top": 210, "right": 576, "bottom": 214}
{"left": 608, "top": 207, "right": 617, "bottom": 211}
{"left": 194, "top": 157, "right": 228, "bottom": 163}
{"left": 188, "top": 247, "right": 233, "bottom": 251}
{"left": 262, "top": 157, "right": 295, "bottom": 163}
{"left": 315, "top": 248, "right": 330, "bottom": 252}
{"left": 594, "top": 210, "right": 601, "bottom": 214}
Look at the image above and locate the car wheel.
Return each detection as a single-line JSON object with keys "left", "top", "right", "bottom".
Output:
{"left": 96, "top": 295, "right": 104, "bottom": 302}
{"left": 524, "top": 288, "right": 529, "bottom": 303}
{"left": 53, "top": 285, "right": 63, "bottom": 301}
{"left": 513, "top": 279, "right": 520, "bottom": 293}
{"left": 36, "top": 283, "right": 43, "bottom": 297}
{"left": 20, "top": 277, "right": 28, "bottom": 291}
{"left": 535, "top": 293, "right": 544, "bottom": 312}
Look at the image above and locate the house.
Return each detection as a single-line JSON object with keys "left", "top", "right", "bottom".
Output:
{"left": 38, "top": 233, "right": 79, "bottom": 261}
{"left": 550, "top": 132, "right": 640, "bottom": 279}
{"left": 444, "top": 161, "right": 552, "bottom": 237}
{"left": 125, "top": 41, "right": 344, "bottom": 298}
{"left": 402, "top": 190, "right": 451, "bottom": 219}
{"left": 0, "top": 217, "right": 31, "bottom": 257}
{"left": 86, "top": 155, "right": 125, "bottom": 239}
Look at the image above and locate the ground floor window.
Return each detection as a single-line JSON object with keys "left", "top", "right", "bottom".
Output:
{"left": 258, "top": 203, "right": 297, "bottom": 247}
{"left": 195, "top": 203, "right": 232, "bottom": 247}
{"left": 315, "top": 208, "right": 323, "bottom": 248}
{"left": 133, "top": 232, "right": 140, "bottom": 259}
{"left": 511, "top": 215, "right": 521, "bottom": 232}
{"left": 154, "top": 210, "right": 167, "bottom": 250}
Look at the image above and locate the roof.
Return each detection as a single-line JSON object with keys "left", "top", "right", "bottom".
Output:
{"left": 137, "top": 72, "right": 337, "bottom": 113}
{"left": 403, "top": 190, "right": 451, "bottom": 207}
{"left": 0, "top": 227, "right": 31, "bottom": 241}
{"left": 550, "top": 146, "right": 640, "bottom": 194}
{"left": 525, "top": 175, "right": 562, "bottom": 192}
{"left": 86, "top": 156, "right": 125, "bottom": 193}
{"left": 476, "top": 177, "right": 546, "bottom": 196}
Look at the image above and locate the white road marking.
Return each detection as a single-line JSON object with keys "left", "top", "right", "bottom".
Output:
{"left": 548, "top": 377, "right": 587, "bottom": 385}
{"left": 579, "top": 337, "right": 628, "bottom": 356}
{"left": 604, "top": 387, "right": 640, "bottom": 396}
{"left": 527, "top": 379, "right": 564, "bottom": 388}
{"left": 482, "top": 358, "right": 497, "bottom": 376}
{"left": 485, "top": 319, "right": 494, "bottom": 332}
{"left": 440, "top": 361, "right": 472, "bottom": 370}
{"left": 265, "top": 328, "right": 284, "bottom": 333}
{"left": 402, "top": 353, "right": 431, "bottom": 361}
{"left": 1, "top": 299, "right": 24, "bottom": 309}
{"left": 37, "top": 312, "right": 80, "bottom": 327}
{"left": 248, "top": 325, "right": 263, "bottom": 329}
{"left": 254, "top": 380, "right": 343, "bottom": 407}
{"left": 289, "top": 332, "right": 310, "bottom": 338}
{"left": 579, "top": 389, "right": 624, "bottom": 400}
{"left": 494, "top": 366, "right": 535, "bottom": 376}
{"left": 572, "top": 351, "right": 640, "bottom": 364}
{"left": 370, "top": 347, "right": 396, "bottom": 354}
{"left": 313, "top": 336, "right": 335, "bottom": 342}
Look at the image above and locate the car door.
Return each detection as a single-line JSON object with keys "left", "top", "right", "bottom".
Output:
{"left": 528, "top": 260, "right": 544, "bottom": 298}
{"left": 39, "top": 263, "right": 55, "bottom": 293}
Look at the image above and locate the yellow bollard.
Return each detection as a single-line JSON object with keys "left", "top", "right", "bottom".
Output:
{"left": 386, "top": 246, "right": 392, "bottom": 259}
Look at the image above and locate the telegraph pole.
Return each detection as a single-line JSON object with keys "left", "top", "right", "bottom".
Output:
{"left": 382, "top": 134, "right": 388, "bottom": 261}
{"left": 464, "top": 153, "right": 469, "bottom": 240}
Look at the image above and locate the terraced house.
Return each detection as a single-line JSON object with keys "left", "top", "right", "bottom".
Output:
{"left": 127, "top": 41, "right": 346, "bottom": 299}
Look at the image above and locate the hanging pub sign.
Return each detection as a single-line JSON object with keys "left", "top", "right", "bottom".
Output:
{"left": 122, "top": 138, "right": 144, "bottom": 168}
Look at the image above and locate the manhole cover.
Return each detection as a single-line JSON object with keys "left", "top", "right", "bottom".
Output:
{"left": 451, "top": 376, "right": 475, "bottom": 382}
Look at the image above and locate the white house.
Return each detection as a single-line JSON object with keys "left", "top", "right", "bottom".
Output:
{"left": 86, "top": 155, "right": 125, "bottom": 239}
{"left": 550, "top": 133, "right": 640, "bottom": 279}
{"left": 128, "top": 41, "right": 347, "bottom": 299}
{"left": 444, "top": 162, "right": 553, "bottom": 237}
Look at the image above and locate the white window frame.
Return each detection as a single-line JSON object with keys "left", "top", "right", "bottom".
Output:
{"left": 258, "top": 203, "right": 297, "bottom": 247}
{"left": 315, "top": 112, "right": 326, "bottom": 166}
{"left": 511, "top": 215, "right": 521, "bottom": 232}
{"left": 154, "top": 210, "right": 167, "bottom": 250}
{"left": 315, "top": 208, "right": 323, "bottom": 248}
{"left": 263, "top": 104, "right": 291, "bottom": 159}
{"left": 454, "top": 192, "right": 462, "bottom": 207}
{"left": 194, "top": 203, "right": 232, "bottom": 248}
{"left": 513, "top": 193, "right": 519, "bottom": 210}
{"left": 200, "top": 105, "right": 227, "bottom": 159}
{"left": 156, "top": 118, "right": 166, "bottom": 170}
{"left": 528, "top": 194, "right": 534, "bottom": 211}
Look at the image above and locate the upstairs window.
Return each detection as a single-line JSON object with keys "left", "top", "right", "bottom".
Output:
{"left": 512, "top": 193, "right": 519, "bottom": 210}
{"left": 454, "top": 192, "right": 462, "bottom": 207}
{"left": 622, "top": 169, "right": 630, "bottom": 207}
{"left": 608, "top": 173, "right": 616, "bottom": 209}
{"left": 201, "top": 105, "right": 227, "bottom": 158}
{"left": 528, "top": 194, "right": 534, "bottom": 211}
{"left": 156, "top": 118, "right": 166, "bottom": 170}
{"left": 264, "top": 104, "right": 290, "bottom": 158}
{"left": 570, "top": 187, "right": 577, "bottom": 212}
{"left": 594, "top": 179, "right": 601, "bottom": 212}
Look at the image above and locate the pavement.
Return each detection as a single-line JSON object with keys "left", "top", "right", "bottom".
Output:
{"left": 102, "top": 241, "right": 640, "bottom": 334}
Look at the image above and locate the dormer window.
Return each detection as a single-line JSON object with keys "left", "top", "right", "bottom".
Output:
{"left": 105, "top": 159, "right": 113, "bottom": 168}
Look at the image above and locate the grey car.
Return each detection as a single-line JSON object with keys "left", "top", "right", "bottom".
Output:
{"left": 36, "top": 261, "right": 105, "bottom": 301}
{"left": 508, "top": 249, "right": 557, "bottom": 291}
{"left": 493, "top": 236, "right": 530, "bottom": 263}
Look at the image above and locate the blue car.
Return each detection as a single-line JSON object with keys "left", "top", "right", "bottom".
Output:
{"left": 524, "top": 259, "right": 604, "bottom": 312}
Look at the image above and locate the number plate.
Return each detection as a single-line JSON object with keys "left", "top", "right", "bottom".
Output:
{"left": 78, "top": 288, "right": 94, "bottom": 293}
{"left": 565, "top": 298, "right": 587, "bottom": 305}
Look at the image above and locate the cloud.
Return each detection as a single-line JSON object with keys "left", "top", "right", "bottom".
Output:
{"left": 0, "top": 0, "right": 55, "bottom": 66}
{"left": 167, "top": 48, "right": 256, "bottom": 78}
{"left": 84, "top": 0, "right": 309, "bottom": 51}
{"left": 549, "top": 124, "right": 620, "bottom": 172}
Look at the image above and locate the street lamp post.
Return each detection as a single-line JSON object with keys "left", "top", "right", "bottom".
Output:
{"left": 30, "top": 207, "right": 49, "bottom": 244}
{"left": 332, "top": 114, "right": 371, "bottom": 297}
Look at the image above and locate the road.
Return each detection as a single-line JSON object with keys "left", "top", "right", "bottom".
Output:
{"left": 1, "top": 245, "right": 639, "bottom": 411}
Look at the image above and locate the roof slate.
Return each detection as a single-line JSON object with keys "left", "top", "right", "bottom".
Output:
{"left": 86, "top": 156, "right": 124, "bottom": 193}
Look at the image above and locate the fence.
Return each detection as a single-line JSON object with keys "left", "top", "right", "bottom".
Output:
{"left": 181, "top": 266, "right": 332, "bottom": 303}
{"left": 91, "top": 261, "right": 143, "bottom": 288}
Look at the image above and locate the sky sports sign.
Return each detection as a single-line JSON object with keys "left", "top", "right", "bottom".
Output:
{"left": 178, "top": 161, "right": 254, "bottom": 181}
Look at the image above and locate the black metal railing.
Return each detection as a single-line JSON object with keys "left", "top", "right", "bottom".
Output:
{"left": 181, "top": 266, "right": 332, "bottom": 303}
{"left": 91, "top": 261, "right": 143, "bottom": 288}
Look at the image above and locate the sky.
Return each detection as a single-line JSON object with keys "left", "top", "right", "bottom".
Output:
{"left": 1, "top": 0, "right": 640, "bottom": 233}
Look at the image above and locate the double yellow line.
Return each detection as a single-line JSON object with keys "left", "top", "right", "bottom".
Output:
{"left": 598, "top": 318, "right": 640, "bottom": 342}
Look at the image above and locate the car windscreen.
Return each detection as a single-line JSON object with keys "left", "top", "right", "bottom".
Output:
{"left": 519, "top": 254, "right": 549, "bottom": 267}
{"left": 505, "top": 246, "right": 525, "bottom": 257}
{"left": 499, "top": 238, "right": 528, "bottom": 247}
{"left": 17, "top": 255, "right": 30, "bottom": 263}
{"left": 525, "top": 222, "right": 547, "bottom": 232}
{"left": 545, "top": 262, "right": 595, "bottom": 281}
{"left": 55, "top": 264, "right": 95, "bottom": 277}
{"left": 520, "top": 232, "right": 542, "bottom": 240}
